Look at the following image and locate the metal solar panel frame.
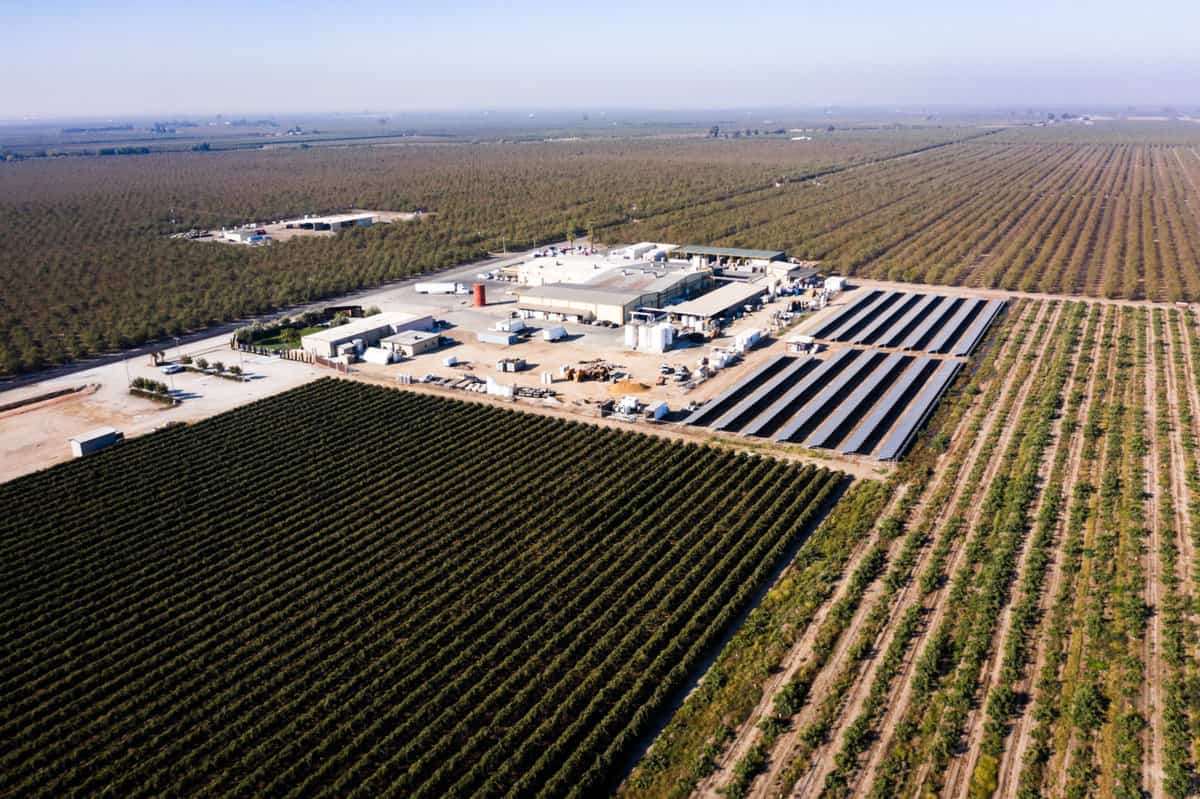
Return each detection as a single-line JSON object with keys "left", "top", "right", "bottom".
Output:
{"left": 852, "top": 292, "right": 923, "bottom": 345}
{"left": 682, "top": 355, "right": 794, "bottom": 426}
{"left": 840, "top": 356, "right": 938, "bottom": 455}
{"left": 927, "top": 298, "right": 983, "bottom": 353}
{"left": 875, "top": 359, "right": 963, "bottom": 461}
{"left": 877, "top": 293, "right": 941, "bottom": 348}
{"left": 809, "top": 290, "right": 880, "bottom": 339}
{"left": 773, "top": 350, "right": 888, "bottom": 443}
{"left": 740, "top": 348, "right": 862, "bottom": 438}
{"left": 824, "top": 291, "right": 901, "bottom": 342}
{"left": 711, "top": 357, "right": 814, "bottom": 432}
{"left": 803, "top": 353, "right": 912, "bottom": 449}
{"left": 951, "top": 299, "right": 1007, "bottom": 356}
{"left": 900, "top": 296, "right": 962, "bottom": 351}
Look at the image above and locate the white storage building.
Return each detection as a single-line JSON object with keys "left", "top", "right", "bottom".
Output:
{"left": 301, "top": 313, "right": 433, "bottom": 358}
{"left": 380, "top": 330, "right": 441, "bottom": 358}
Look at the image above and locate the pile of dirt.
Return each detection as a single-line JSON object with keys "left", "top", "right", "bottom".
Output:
{"left": 608, "top": 379, "right": 649, "bottom": 394}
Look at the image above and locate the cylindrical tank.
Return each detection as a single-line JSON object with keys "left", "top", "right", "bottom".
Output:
{"left": 472, "top": 283, "right": 487, "bottom": 307}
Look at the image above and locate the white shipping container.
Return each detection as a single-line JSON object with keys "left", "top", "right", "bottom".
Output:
{"left": 542, "top": 325, "right": 566, "bottom": 342}
{"left": 624, "top": 324, "right": 638, "bottom": 349}
{"left": 442, "top": 355, "right": 458, "bottom": 367}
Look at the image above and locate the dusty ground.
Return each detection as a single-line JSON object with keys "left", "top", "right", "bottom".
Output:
{"left": 0, "top": 341, "right": 322, "bottom": 483}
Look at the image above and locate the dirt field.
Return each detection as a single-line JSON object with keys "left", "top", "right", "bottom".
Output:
{"left": 0, "top": 340, "right": 322, "bottom": 483}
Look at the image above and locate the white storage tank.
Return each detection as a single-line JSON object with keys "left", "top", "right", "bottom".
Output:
{"left": 635, "top": 324, "right": 647, "bottom": 351}
{"left": 486, "top": 377, "right": 515, "bottom": 398}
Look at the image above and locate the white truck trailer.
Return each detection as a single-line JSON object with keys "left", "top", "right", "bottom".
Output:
{"left": 414, "top": 282, "right": 467, "bottom": 295}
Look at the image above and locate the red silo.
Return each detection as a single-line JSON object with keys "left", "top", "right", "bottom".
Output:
{"left": 472, "top": 283, "right": 487, "bottom": 307}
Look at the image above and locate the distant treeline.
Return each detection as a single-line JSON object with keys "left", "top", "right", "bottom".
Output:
{"left": 60, "top": 125, "right": 133, "bottom": 134}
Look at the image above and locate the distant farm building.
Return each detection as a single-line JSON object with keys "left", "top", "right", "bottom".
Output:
{"left": 221, "top": 229, "right": 270, "bottom": 244}
{"left": 283, "top": 213, "right": 375, "bottom": 231}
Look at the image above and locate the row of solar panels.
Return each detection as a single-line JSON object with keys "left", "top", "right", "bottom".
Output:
{"left": 683, "top": 352, "right": 962, "bottom": 461}
{"left": 809, "top": 290, "right": 1006, "bottom": 356}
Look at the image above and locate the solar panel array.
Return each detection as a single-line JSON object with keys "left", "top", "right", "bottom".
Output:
{"left": 684, "top": 353, "right": 962, "bottom": 461}
{"left": 809, "top": 291, "right": 1006, "bottom": 356}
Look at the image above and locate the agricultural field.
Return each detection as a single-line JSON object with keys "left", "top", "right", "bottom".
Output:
{"left": 612, "top": 128, "right": 1200, "bottom": 303}
{"left": 0, "top": 127, "right": 971, "bottom": 375}
{"left": 0, "top": 378, "right": 850, "bottom": 797}
{"left": 624, "top": 298, "right": 1200, "bottom": 799}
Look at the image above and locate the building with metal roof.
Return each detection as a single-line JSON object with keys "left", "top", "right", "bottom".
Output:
{"left": 669, "top": 280, "right": 773, "bottom": 330}
{"left": 516, "top": 267, "right": 709, "bottom": 325}
{"left": 678, "top": 245, "right": 786, "bottom": 263}
{"left": 283, "top": 213, "right": 376, "bottom": 231}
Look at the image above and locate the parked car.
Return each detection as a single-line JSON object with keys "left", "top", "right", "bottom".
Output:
{"left": 159, "top": 364, "right": 183, "bottom": 375}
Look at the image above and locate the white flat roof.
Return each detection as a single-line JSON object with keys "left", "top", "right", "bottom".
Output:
{"left": 302, "top": 312, "right": 424, "bottom": 343}
{"left": 382, "top": 330, "right": 437, "bottom": 344}
{"left": 71, "top": 426, "right": 117, "bottom": 442}
{"left": 670, "top": 281, "right": 770, "bottom": 318}
{"left": 519, "top": 284, "right": 642, "bottom": 308}
{"left": 284, "top": 213, "right": 375, "bottom": 225}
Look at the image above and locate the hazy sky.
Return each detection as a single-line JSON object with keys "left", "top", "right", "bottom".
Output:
{"left": 4, "top": 0, "right": 1199, "bottom": 117}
